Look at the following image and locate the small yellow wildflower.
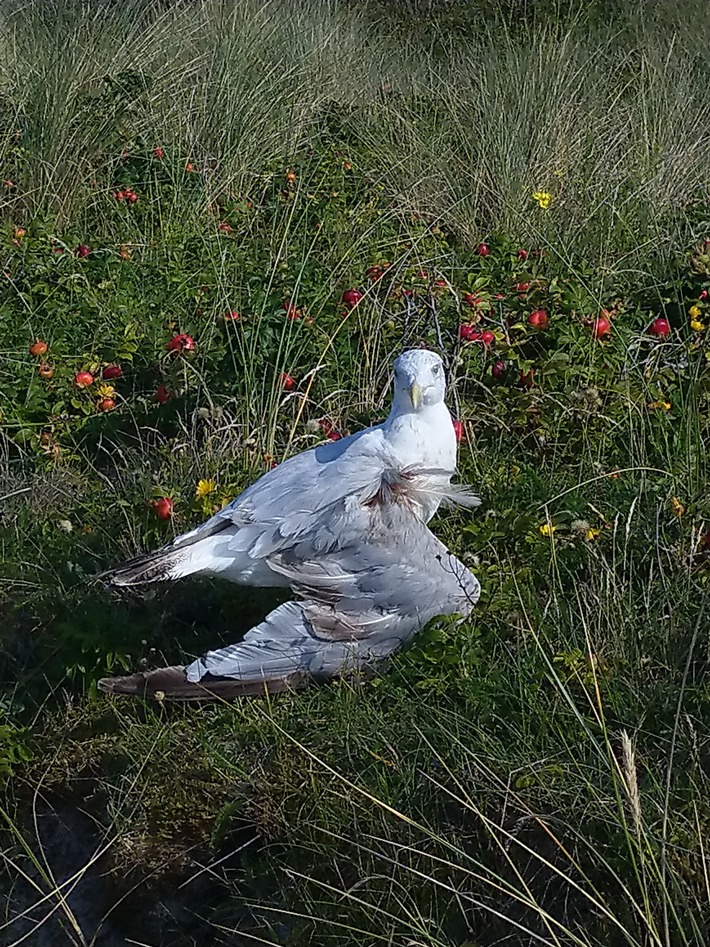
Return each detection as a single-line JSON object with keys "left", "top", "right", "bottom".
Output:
{"left": 532, "top": 190, "right": 553, "bottom": 210}
{"left": 670, "top": 496, "right": 685, "bottom": 518}
{"left": 648, "top": 400, "right": 671, "bottom": 411}
{"left": 195, "top": 478, "right": 216, "bottom": 498}
{"left": 96, "top": 383, "right": 115, "bottom": 399}
{"left": 689, "top": 304, "right": 702, "bottom": 319}
{"left": 690, "top": 319, "right": 705, "bottom": 331}
{"left": 539, "top": 523, "right": 556, "bottom": 537}
{"left": 585, "top": 528, "right": 601, "bottom": 541}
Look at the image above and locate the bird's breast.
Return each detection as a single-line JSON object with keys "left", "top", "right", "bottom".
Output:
{"left": 384, "top": 411, "right": 457, "bottom": 471}
{"left": 382, "top": 408, "right": 457, "bottom": 523}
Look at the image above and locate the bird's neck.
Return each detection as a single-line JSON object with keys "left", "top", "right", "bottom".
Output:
{"left": 385, "top": 396, "right": 452, "bottom": 426}
{"left": 382, "top": 399, "right": 456, "bottom": 463}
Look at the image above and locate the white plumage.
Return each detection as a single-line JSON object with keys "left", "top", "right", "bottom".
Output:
{"left": 99, "top": 349, "right": 480, "bottom": 700}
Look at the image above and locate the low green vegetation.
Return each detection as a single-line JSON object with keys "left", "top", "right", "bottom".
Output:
{"left": 1, "top": 0, "right": 710, "bottom": 944}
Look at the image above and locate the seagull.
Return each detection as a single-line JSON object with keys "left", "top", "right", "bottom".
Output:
{"left": 98, "top": 349, "right": 480, "bottom": 700}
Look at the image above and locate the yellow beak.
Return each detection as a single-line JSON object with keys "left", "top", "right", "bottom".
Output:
{"left": 408, "top": 381, "right": 423, "bottom": 410}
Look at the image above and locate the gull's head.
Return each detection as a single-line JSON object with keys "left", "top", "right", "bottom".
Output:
{"left": 392, "top": 349, "right": 446, "bottom": 412}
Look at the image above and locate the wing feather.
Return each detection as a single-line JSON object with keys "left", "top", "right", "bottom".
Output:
{"left": 101, "top": 460, "right": 481, "bottom": 698}
{"left": 181, "top": 475, "right": 480, "bottom": 685}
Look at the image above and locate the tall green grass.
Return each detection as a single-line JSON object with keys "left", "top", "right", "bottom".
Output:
{"left": 5, "top": 538, "right": 708, "bottom": 945}
{"left": 2, "top": 0, "right": 710, "bottom": 271}
{"left": 1, "top": 1, "right": 710, "bottom": 945}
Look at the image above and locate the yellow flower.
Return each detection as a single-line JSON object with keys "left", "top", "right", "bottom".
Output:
{"left": 670, "top": 496, "right": 685, "bottom": 518}
{"left": 689, "top": 304, "right": 702, "bottom": 319}
{"left": 195, "top": 478, "right": 216, "bottom": 498}
{"left": 532, "top": 190, "right": 553, "bottom": 210}
{"left": 96, "top": 383, "right": 115, "bottom": 399}
{"left": 691, "top": 319, "right": 705, "bottom": 331}
{"left": 585, "top": 528, "right": 601, "bottom": 541}
{"left": 648, "top": 400, "right": 671, "bottom": 411}
{"left": 539, "top": 523, "right": 556, "bottom": 537}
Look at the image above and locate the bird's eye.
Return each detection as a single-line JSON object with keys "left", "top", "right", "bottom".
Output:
{"left": 433, "top": 364, "right": 441, "bottom": 374}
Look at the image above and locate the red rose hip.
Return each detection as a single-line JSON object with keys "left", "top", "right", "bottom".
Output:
{"left": 459, "top": 324, "right": 482, "bottom": 342}
{"left": 528, "top": 309, "right": 549, "bottom": 330}
{"left": 153, "top": 497, "right": 173, "bottom": 520}
{"left": 591, "top": 317, "right": 611, "bottom": 339}
{"left": 29, "top": 339, "right": 47, "bottom": 357}
{"left": 341, "top": 289, "right": 362, "bottom": 309}
{"left": 74, "top": 371, "right": 94, "bottom": 388}
{"left": 518, "top": 369, "right": 535, "bottom": 389}
{"left": 166, "top": 333, "right": 195, "bottom": 353}
{"left": 282, "top": 301, "right": 300, "bottom": 320}
{"left": 648, "top": 317, "right": 670, "bottom": 337}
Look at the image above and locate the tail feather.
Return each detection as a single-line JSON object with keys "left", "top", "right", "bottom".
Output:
{"left": 103, "top": 545, "right": 192, "bottom": 588}
{"left": 97, "top": 665, "right": 309, "bottom": 700}
{"left": 104, "top": 514, "right": 236, "bottom": 588}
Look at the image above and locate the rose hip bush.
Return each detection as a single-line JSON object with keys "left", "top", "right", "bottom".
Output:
{"left": 1, "top": 134, "right": 710, "bottom": 696}
{"left": 6, "top": 213, "right": 708, "bottom": 462}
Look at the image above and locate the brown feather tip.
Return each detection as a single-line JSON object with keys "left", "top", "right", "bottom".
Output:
{"left": 97, "top": 666, "right": 310, "bottom": 701}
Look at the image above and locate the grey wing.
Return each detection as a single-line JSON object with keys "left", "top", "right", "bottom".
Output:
{"left": 185, "top": 498, "right": 480, "bottom": 684}
{"left": 172, "top": 409, "right": 479, "bottom": 557}
{"left": 222, "top": 443, "right": 479, "bottom": 563}
{"left": 162, "top": 425, "right": 388, "bottom": 557}
{"left": 273, "top": 498, "right": 480, "bottom": 625}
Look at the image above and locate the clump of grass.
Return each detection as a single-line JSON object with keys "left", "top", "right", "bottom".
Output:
{"left": 359, "top": 10, "right": 710, "bottom": 283}
{"left": 2, "top": 0, "right": 710, "bottom": 267}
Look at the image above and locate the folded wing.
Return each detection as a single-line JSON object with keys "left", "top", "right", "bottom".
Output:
{"left": 98, "top": 469, "right": 480, "bottom": 700}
